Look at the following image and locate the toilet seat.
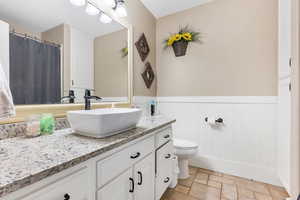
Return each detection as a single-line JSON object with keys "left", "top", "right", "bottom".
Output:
{"left": 173, "top": 139, "right": 198, "bottom": 150}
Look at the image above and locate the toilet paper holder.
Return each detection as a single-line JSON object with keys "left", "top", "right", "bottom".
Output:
{"left": 205, "top": 117, "right": 224, "bottom": 124}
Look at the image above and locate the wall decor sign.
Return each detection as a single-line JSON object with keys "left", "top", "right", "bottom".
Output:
{"left": 135, "top": 33, "right": 150, "bottom": 61}
{"left": 163, "top": 25, "right": 201, "bottom": 57}
{"left": 141, "top": 62, "right": 155, "bottom": 89}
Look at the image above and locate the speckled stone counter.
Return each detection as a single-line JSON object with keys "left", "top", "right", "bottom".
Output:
{"left": 0, "top": 116, "right": 175, "bottom": 197}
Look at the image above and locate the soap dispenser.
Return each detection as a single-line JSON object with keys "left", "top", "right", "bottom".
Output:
{"left": 150, "top": 100, "right": 156, "bottom": 116}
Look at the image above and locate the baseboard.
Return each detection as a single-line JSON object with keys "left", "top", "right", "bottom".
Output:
{"left": 189, "top": 154, "right": 282, "bottom": 186}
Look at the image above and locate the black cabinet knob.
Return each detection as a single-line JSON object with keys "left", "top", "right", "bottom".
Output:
{"left": 64, "top": 193, "right": 70, "bottom": 200}
{"left": 164, "top": 134, "right": 170, "bottom": 139}
{"left": 130, "top": 152, "right": 141, "bottom": 159}
{"left": 215, "top": 118, "right": 224, "bottom": 123}
{"left": 164, "top": 177, "right": 170, "bottom": 183}
{"left": 129, "top": 178, "right": 135, "bottom": 193}
{"left": 137, "top": 171, "right": 143, "bottom": 185}
{"left": 165, "top": 154, "right": 171, "bottom": 159}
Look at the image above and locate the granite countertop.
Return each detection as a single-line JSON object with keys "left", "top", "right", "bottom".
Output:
{"left": 0, "top": 116, "right": 175, "bottom": 197}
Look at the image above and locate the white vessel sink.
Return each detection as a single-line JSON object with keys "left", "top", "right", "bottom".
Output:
{"left": 67, "top": 108, "right": 142, "bottom": 138}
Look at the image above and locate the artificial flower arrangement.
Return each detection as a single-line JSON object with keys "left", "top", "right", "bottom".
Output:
{"left": 164, "top": 26, "right": 201, "bottom": 57}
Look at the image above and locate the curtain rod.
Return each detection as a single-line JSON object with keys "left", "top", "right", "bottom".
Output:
{"left": 10, "top": 29, "right": 61, "bottom": 48}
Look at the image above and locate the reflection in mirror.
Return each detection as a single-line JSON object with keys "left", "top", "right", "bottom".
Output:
{"left": 0, "top": 0, "right": 128, "bottom": 105}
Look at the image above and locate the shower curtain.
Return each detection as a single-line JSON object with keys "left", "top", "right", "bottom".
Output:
{"left": 9, "top": 33, "right": 61, "bottom": 105}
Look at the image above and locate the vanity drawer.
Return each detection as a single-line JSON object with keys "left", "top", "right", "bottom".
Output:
{"left": 156, "top": 126, "right": 172, "bottom": 148}
{"left": 156, "top": 141, "right": 173, "bottom": 200}
{"left": 97, "top": 136, "right": 155, "bottom": 188}
{"left": 20, "top": 167, "right": 90, "bottom": 200}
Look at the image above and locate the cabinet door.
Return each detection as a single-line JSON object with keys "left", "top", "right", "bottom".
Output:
{"left": 97, "top": 168, "right": 133, "bottom": 200}
{"left": 70, "top": 27, "right": 94, "bottom": 90}
{"left": 156, "top": 142, "right": 173, "bottom": 200}
{"left": 134, "top": 153, "right": 155, "bottom": 200}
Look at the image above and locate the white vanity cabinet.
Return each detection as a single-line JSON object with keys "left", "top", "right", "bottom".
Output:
{"left": 154, "top": 126, "right": 174, "bottom": 200}
{"left": 97, "top": 153, "right": 155, "bottom": 200}
{"left": 96, "top": 126, "right": 173, "bottom": 200}
{"left": 3, "top": 125, "right": 174, "bottom": 200}
{"left": 96, "top": 136, "right": 155, "bottom": 200}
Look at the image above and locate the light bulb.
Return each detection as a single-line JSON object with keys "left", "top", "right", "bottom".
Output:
{"left": 85, "top": 3, "right": 100, "bottom": 15}
{"left": 99, "top": 13, "right": 112, "bottom": 24}
{"left": 115, "top": 2, "right": 127, "bottom": 18}
{"left": 104, "top": 0, "right": 116, "bottom": 8}
{"left": 70, "top": 0, "right": 86, "bottom": 6}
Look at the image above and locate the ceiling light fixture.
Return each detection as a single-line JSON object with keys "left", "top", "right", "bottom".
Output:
{"left": 70, "top": 0, "right": 86, "bottom": 7}
{"left": 86, "top": 2, "right": 100, "bottom": 15}
{"left": 99, "top": 12, "right": 112, "bottom": 24}
{"left": 114, "top": 0, "right": 127, "bottom": 18}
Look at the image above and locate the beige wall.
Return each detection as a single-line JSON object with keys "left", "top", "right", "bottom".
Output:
{"left": 156, "top": 0, "right": 278, "bottom": 96}
{"left": 125, "top": 0, "right": 157, "bottom": 97}
{"left": 94, "top": 29, "right": 128, "bottom": 97}
{"left": 42, "top": 24, "right": 71, "bottom": 96}
{"left": 8, "top": 21, "right": 41, "bottom": 39}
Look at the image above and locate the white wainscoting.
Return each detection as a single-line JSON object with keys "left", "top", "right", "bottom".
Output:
{"left": 157, "top": 96, "right": 281, "bottom": 186}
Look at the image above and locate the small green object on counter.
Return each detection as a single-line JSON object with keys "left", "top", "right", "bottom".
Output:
{"left": 40, "top": 114, "right": 55, "bottom": 135}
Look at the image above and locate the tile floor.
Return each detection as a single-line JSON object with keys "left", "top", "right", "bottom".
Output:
{"left": 161, "top": 167, "right": 289, "bottom": 200}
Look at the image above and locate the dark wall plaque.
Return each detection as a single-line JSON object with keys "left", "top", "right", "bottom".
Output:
{"left": 141, "top": 62, "right": 155, "bottom": 89}
{"left": 135, "top": 33, "right": 150, "bottom": 62}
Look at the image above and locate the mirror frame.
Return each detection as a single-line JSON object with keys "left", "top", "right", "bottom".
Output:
{"left": 0, "top": 1, "right": 133, "bottom": 124}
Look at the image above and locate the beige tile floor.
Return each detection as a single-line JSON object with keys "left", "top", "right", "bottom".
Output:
{"left": 161, "top": 167, "right": 289, "bottom": 200}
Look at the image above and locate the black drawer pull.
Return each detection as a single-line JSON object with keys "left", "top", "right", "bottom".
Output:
{"left": 129, "top": 178, "right": 134, "bottom": 193}
{"left": 164, "top": 134, "right": 170, "bottom": 139}
{"left": 165, "top": 154, "right": 171, "bottom": 159}
{"left": 130, "top": 152, "right": 141, "bottom": 159}
{"left": 64, "top": 193, "right": 70, "bottom": 200}
{"left": 164, "top": 177, "right": 170, "bottom": 183}
{"left": 137, "top": 171, "right": 143, "bottom": 185}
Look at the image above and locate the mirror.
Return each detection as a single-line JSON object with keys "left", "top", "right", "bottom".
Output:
{"left": 0, "top": 0, "right": 129, "bottom": 105}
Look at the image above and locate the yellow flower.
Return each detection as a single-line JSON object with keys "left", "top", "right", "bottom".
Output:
{"left": 182, "top": 32, "right": 192, "bottom": 41}
{"left": 174, "top": 34, "right": 182, "bottom": 41}
{"left": 167, "top": 37, "right": 175, "bottom": 46}
{"left": 167, "top": 35, "right": 177, "bottom": 46}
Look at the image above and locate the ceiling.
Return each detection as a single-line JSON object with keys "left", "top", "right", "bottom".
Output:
{"left": 0, "top": 0, "right": 125, "bottom": 38}
{"left": 140, "top": 0, "right": 214, "bottom": 18}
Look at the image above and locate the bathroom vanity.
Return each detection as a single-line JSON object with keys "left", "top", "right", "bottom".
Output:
{"left": 0, "top": 117, "right": 175, "bottom": 200}
{"left": 0, "top": 1, "right": 172, "bottom": 199}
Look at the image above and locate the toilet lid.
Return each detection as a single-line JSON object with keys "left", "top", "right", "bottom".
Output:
{"left": 173, "top": 139, "right": 198, "bottom": 149}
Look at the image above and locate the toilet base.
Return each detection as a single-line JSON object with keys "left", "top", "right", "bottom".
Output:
{"left": 178, "top": 158, "right": 190, "bottom": 179}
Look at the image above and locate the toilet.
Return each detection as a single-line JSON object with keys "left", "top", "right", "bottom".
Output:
{"left": 173, "top": 138, "right": 199, "bottom": 179}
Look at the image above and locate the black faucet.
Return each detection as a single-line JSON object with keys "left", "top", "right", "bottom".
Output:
{"left": 61, "top": 90, "right": 75, "bottom": 103}
{"left": 84, "top": 89, "right": 102, "bottom": 110}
